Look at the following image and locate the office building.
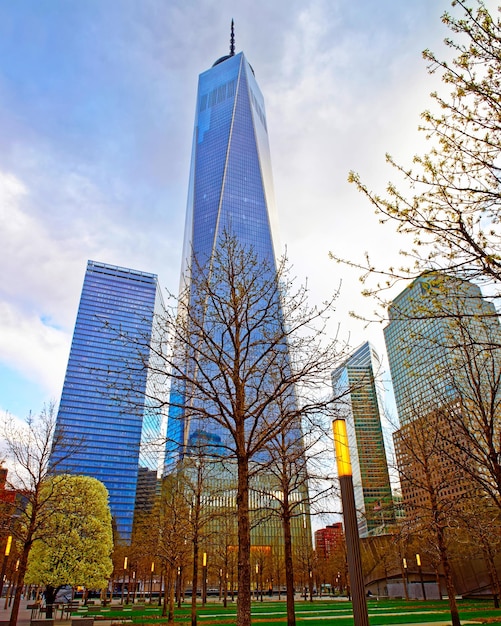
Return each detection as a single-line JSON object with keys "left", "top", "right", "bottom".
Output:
{"left": 165, "top": 31, "right": 311, "bottom": 553}
{"left": 384, "top": 272, "right": 501, "bottom": 425}
{"left": 385, "top": 272, "right": 501, "bottom": 510}
{"left": 51, "top": 260, "right": 164, "bottom": 542}
{"left": 315, "top": 523, "right": 344, "bottom": 561}
{"left": 332, "top": 342, "right": 394, "bottom": 537}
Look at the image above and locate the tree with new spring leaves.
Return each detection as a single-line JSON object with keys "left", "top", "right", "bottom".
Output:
{"left": 333, "top": 0, "right": 501, "bottom": 306}
{"left": 0, "top": 404, "right": 82, "bottom": 626}
{"left": 25, "top": 475, "right": 113, "bottom": 610}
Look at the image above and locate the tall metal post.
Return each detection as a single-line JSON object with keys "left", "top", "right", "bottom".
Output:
{"left": 150, "top": 562, "right": 154, "bottom": 603}
{"left": 402, "top": 558, "right": 409, "bottom": 601}
{"left": 0, "top": 536, "right": 12, "bottom": 599}
{"left": 121, "top": 556, "right": 128, "bottom": 605}
{"left": 333, "top": 419, "right": 370, "bottom": 626}
{"left": 416, "top": 554, "right": 427, "bottom": 600}
{"left": 202, "top": 553, "right": 207, "bottom": 606}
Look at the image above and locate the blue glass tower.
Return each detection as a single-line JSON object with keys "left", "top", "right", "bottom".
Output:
{"left": 166, "top": 44, "right": 281, "bottom": 464}
{"left": 52, "top": 260, "right": 163, "bottom": 542}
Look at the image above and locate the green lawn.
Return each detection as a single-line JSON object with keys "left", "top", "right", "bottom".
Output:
{"left": 80, "top": 598, "right": 501, "bottom": 625}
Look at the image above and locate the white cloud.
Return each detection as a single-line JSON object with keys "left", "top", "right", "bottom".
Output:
{"left": 0, "top": 301, "right": 69, "bottom": 397}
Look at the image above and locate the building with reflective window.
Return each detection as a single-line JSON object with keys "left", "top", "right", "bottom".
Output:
{"left": 384, "top": 272, "right": 501, "bottom": 426}
{"left": 385, "top": 272, "right": 501, "bottom": 512}
{"left": 51, "top": 260, "right": 164, "bottom": 542}
{"left": 332, "top": 342, "right": 394, "bottom": 537}
{"left": 165, "top": 39, "right": 311, "bottom": 555}
{"left": 166, "top": 44, "right": 282, "bottom": 463}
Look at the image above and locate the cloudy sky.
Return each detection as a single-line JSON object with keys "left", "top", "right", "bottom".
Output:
{"left": 0, "top": 0, "right": 487, "bottom": 423}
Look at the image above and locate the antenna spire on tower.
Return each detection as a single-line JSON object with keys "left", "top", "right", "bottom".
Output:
{"left": 230, "top": 19, "right": 235, "bottom": 56}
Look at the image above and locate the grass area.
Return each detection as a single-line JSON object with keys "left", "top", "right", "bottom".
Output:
{"left": 77, "top": 598, "right": 501, "bottom": 625}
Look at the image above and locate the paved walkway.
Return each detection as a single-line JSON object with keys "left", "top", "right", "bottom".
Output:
{"left": 0, "top": 599, "right": 49, "bottom": 626}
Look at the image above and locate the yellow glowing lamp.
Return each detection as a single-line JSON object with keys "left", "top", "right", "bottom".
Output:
{"left": 416, "top": 553, "right": 421, "bottom": 567}
{"left": 124, "top": 556, "right": 128, "bottom": 570}
{"left": 203, "top": 553, "right": 207, "bottom": 567}
{"left": 333, "top": 419, "right": 352, "bottom": 477}
{"left": 151, "top": 562, "right": 155, "bottom": 573}
{"left": 403, "top": 558, "right": 407, "bottom": 569}
{"left": 4, "top": 536, "right": 12, "bottom": 557}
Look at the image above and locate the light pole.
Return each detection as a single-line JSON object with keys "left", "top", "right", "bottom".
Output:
{"left": 333, "top": 419, "right": 370, "bottom": 626}
{"left": 202, "top": 553, "right": 207, "bottom": 606}
{"left": 402, "top": 558, "right": 409, "bottom": 601}
{"left": 0, "top": 535, "right": 12, "bottom": 599}
{"left": 416, "top": 554, "right": 426, "bottom": 600}
{"left": 255, "top": 564, "right": 259, "bottom": 601}
{"left": 150, "top": 562, "right": 154, "bottom": 603}
{"left": 121, "top": 557, "right": 128, "bottom": 605}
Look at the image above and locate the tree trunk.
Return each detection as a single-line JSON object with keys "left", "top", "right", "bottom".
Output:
{"left": 9, "top": 531, "right": 33, "bottom": 626}
{"left": 191, "top": 535, "right": 199, "bottom": 626}
{"left": 162, "top": 563, "right": 168, "bottom": 618}
{"left": 223, "top": 561, "right": 228, "bottom": 608}
{"left": 437, "top": 526, "right": 461, "bottom": 626}
{"left": 483, "top": 543, "right": 501, "bottom": 609}
{"left": 282, "top": 513, "right": 295, "bottom": 626}
{"left": 168, "top": 566, "right": 176, "bottom": 626}
{"left": 44, "top": 586, "right": 57, "bottom": 619}
{"left": 236, "top": 455, "right": 251, "bottom": 626}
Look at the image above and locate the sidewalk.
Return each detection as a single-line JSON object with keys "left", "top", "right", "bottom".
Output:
{"left": 0, "top": 598, "right": 47, "bottom": 626}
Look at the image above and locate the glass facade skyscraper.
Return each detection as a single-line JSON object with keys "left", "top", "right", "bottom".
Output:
{"left": 52, "top": 260, "right": 164, "bottom": 542}
{"left": 167, "top": 48, "right": 281, "bottom": 464}
{"left": 332, "top": 342, "right": 394, "bottom": 537}
{"left": 384, "top": 272, "right": 501, "bottom": 426}
{"left": 385, "top": 272, "right": 501, "bottom": 513}
{"left": 164, "top": 43, "right": 311, "bottom": 557}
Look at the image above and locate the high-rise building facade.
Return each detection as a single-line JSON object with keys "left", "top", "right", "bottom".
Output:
{"left": 314, "top": 523, "right": 344, "bottom": 560}
{"left": 384, "top": 272, "right": 501, "bottom": 511}
{"left": 332, "top": 342, "right": 394, "bottom": 537}
{"left": 165, "top": 37, "right": 311, "bottom": 555}
{"left": 52, "top": 260, "right": 164, "bottom": 542}
{"left": 166, "top": 43, "right": 282, "bottom": 461}
{"left": 384, "top": 272, "right": 501, "bottom": 426}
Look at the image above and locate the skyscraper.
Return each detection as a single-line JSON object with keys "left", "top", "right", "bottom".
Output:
{"left": 332, "top": 342, "right": 394, "bottom": 537}
{"left": 166, "top": 37, "right": 282, "bottom": 462}
{"left": 164, "top": 31, "right": 311, "bottom": 560}
{"left": 384, "top": 272, "right": 501, "bottom": 511}
{"left": 384, "top": 272, "right": 501, "bottom": 425}
{"left": 52, "top": 260, "right": 164, "bottom": 542}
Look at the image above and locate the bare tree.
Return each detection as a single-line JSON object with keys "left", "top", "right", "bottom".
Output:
{"left": 394, "top": 406, "right": 474, "bottom": 626}
{"left": 145, "top": 232, "right": 344, "bottom": 626}
{"left": 454, "top": 497, "right": 501, "bottom": 607}
{"left": 0, "top": 403, "right": 81, "bottom": 626}
{"left": 181, "top": 453, "right": 223, "bottom": 626}
{"left": 254, "top": 415, "right": 338, "bottom": 626}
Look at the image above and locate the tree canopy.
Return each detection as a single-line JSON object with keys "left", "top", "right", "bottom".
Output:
{"left": 25, "top": 474, "right": 113, "bottom": 590}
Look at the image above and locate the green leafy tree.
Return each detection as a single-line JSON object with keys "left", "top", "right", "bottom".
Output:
{"left": 24, "top": 474, "right": 113, "bottom": 612}
{"left": 1, "top": 404, "right": 81, "bottom": 626}
{"left": 333, "top": 0, "right": 501, "bottom": 309}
